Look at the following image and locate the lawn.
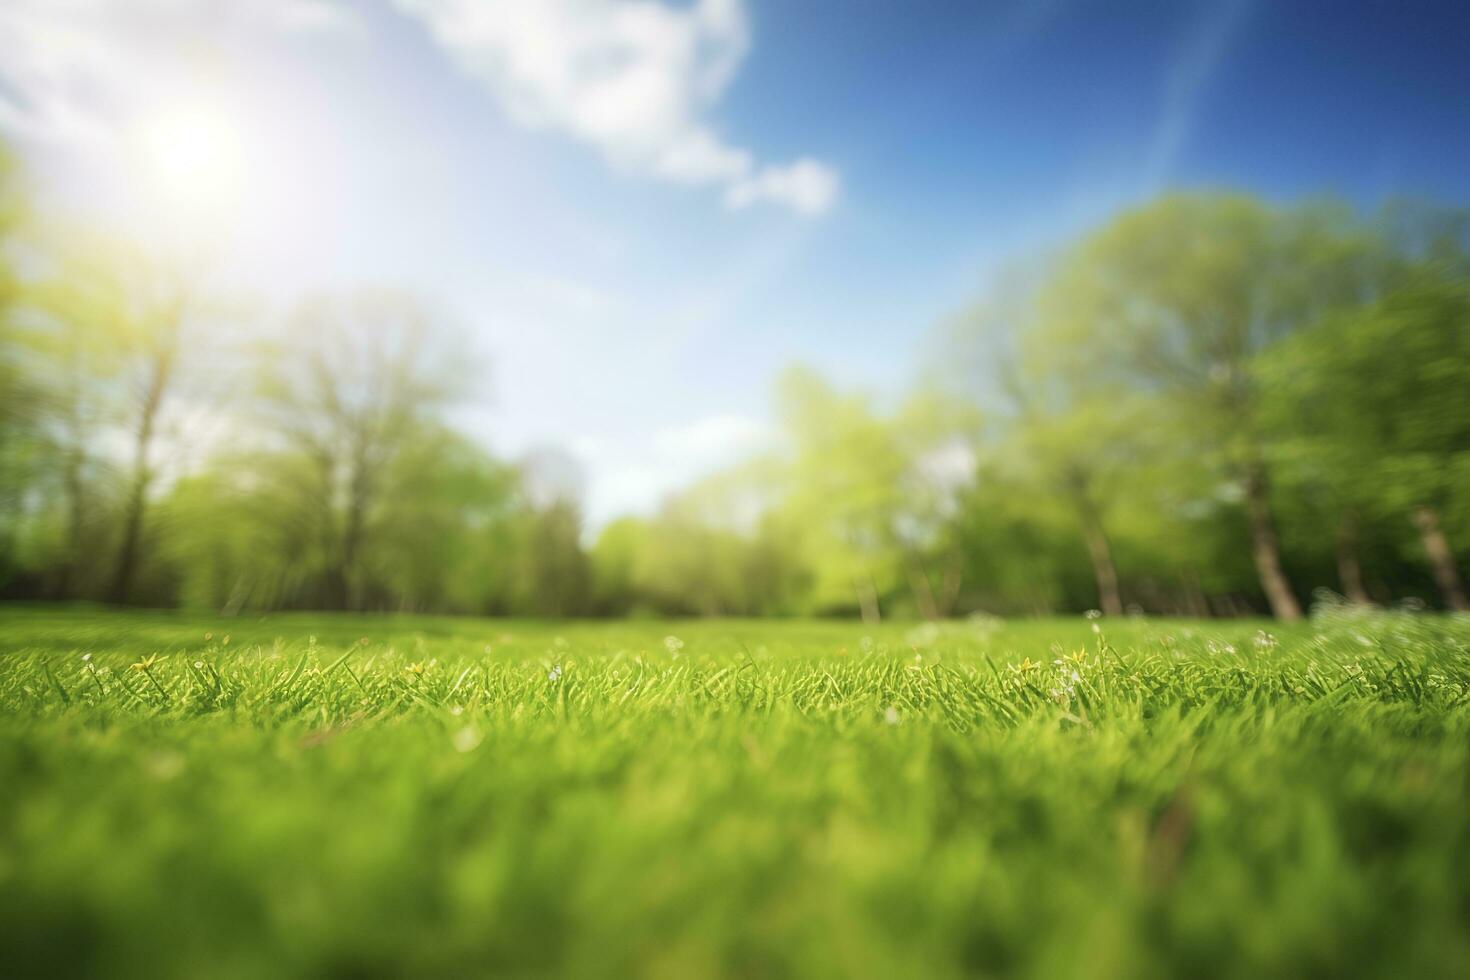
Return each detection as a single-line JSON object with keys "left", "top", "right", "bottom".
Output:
{"left": 2, "top": 604, "right": 1468, "bottom": 978}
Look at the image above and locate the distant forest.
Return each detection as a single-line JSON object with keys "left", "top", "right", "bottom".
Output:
{"left": 3, "top": 146, "right": 1467, "bottom": 619}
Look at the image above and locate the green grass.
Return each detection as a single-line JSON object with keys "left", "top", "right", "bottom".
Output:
{"left": 2, "top": 605, "right": 1469, "bottom": 979}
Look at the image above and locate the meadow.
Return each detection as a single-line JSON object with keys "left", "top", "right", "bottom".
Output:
{"left": 2, "top": 604, "right": 1469, "bottom": 979}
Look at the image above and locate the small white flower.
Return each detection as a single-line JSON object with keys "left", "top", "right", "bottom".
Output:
{"left": 452, "top": 726, "right": 482, "bottom": 753}
{"left": 146, "top": 751, "right": 185, "bottom": 781}
{"left": 548, "top": 664, "right": 563, "bottom": 682}
{"left": 663, "top": 636, "right": 685, "bottom": 654}
{"left": 884, "top": 706, "right": 901, "bottom": 726}
{"left": 1084, "top": 609, "right": 1102, "bottom": 621}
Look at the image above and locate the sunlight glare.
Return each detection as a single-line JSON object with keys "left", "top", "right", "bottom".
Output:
{"left": 135, "top": 105, "right": 246, "bottom": 220}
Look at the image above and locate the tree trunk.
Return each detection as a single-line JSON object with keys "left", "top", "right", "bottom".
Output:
{"left": 1181, "top": 569, "right": 1210, "bottom": 618}
{"left": 110, "top": 351, "right": 172, "bottom": 604}
{"left": 110, "top": 423, "right": 156, "bottom": 603}
{"left": 221, "top": 572, "right": 250, "bottom": 617}
{"left": 1067, "top": 475, "right": 1123, "bottom": 616}
{"left": 110, "top": 468, "right": 150, "bottom": 604}
{"left": 1334, "top": 509, "right": 1373, "bottom": 606}
{"left": 56, "top": 375, "right": 91, "bottom": 599}
{"left": 854, "top": 575, "right": 881, "bottom": 625}
{"left": 937, "top": 553, "right": 962, "bottom": 617}
{"left": 1412, "top": 505, "right": 1468, "bottom": 611}
{"left": 56, "top": 446, "right": 86, "bottom": 599}
{"left": 1241, "top": 456, "right": 1302, "bottom": 621}
{"left": 906, "top": 559, "right": 940, "bottom": 621}
{"left": 337, "top": 515, "right": 362, "bottom": 612}
{"left": 338, "top": 451, "right": 372, "bottom": 612}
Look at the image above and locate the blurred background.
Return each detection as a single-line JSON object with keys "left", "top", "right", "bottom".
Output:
{"left": 0, "top": 0, "right": 1466, "bottom": 620}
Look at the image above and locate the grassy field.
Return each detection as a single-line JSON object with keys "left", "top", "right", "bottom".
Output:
{"left": 2, "top": 605, "right": 1469, "bottom": 978}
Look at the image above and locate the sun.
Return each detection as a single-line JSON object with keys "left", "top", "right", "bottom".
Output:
{"left": 134, "top": 105, "right": 246, "bottom": 218}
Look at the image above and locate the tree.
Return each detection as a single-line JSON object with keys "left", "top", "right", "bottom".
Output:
{"left": 1264, "top": 276, "right": 1470, "bottom": 609}
{"left": 251, "top": 292, "right": 470, "bottom": 610}
{"left": 946, "top": 286, "right": 1149, "bottom": 616}
{"left": 590, "top": 516, "right": 648, "bottom": 615}
{"left": 8, "top": 232, "right": 125, "bottom": 598}
{"left": 1036, "top": 194, "right": 1376, "bottom": 619}
{"left": 511, "top": 448, "right": 593, "bottom": 617}
{"left": 514, "top": 499, "right": 592, "bottom": 617}
{"left": 590, "top": 457, "right": 810, "bottom": 618}
{"left": 371, "top": 426, "right": 521, "bottom": 613}
{"left": 942, "top": 464, "right": 1092, "bottom": 615}
{"left": 769, "top": 366, "right": 978, "bottom": 621}
{"left": 0, "top": 143, "right": 37, "bottom": 590}
{"left": 46, "top": 239, "right": 205, "bottom": 602}
{"left": 6, "top": 219, "right": 232, "bottom": 603}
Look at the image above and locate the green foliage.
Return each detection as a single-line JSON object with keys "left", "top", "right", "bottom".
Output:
{"left": 1264, "top": 275, "right": 1470, "bottom": 513}
{"left": 374, "top": 428, "right": 523, "bottom": 612}
{"left": 2, "top": 607, "right": 1469, "bottom": 978}
{"left": 2, "top": 132, "right": 1466, "bottom": 618}
{"left": 763, "top": 366, "right": 980, "bottom": 619}
{"left": 591, "top": 503, "right": 805, "bottom": 618}
{"left": 932, "top": 193, "right": 1470, "bottom": 616}
{"left": 0, "top": 146, "right": 36, "bottom": 584}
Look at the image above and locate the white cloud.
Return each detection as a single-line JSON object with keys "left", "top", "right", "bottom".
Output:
{"left": 392, "top": 0, "right": 840, "bottom": 216}
{"left": 269, "top": 0, "right": 363, "bottom": 36}
{"left": 725, "top": 157, "right": 840, "bottom": 216}
{"left": 0, "top": 0, "right": 360, "bottom": 147}
{"left": 0, "top": 0, "right": 838, "bottom": 215}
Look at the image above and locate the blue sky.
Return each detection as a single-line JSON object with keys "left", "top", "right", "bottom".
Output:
{"left": 3, "top": 0, "right": 1468, "bottom": 524}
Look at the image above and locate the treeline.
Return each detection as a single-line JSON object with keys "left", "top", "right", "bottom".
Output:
{"left": 941, "top": 194, "right": 1470, "bottom": 621}
{"left": 1, "top": 144, "right": 1467, "bottom": 618}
